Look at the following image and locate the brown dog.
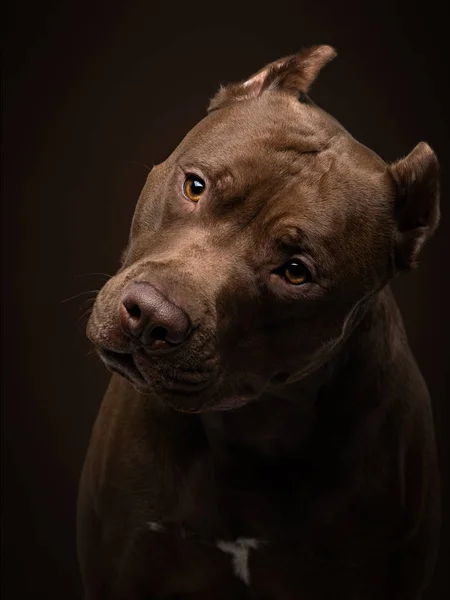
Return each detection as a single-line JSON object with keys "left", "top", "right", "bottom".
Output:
{"left": 78, "top": 45, "right": 441, "bottom": 599}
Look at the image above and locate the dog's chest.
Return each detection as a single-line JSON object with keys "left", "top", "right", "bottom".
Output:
{"left": 124, "top": 516, "right": 386, "bottom": 600}
{"left": 119, "top": 455, "right": 388, "bottom": 599}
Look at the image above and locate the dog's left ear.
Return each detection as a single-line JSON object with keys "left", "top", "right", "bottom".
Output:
{"left": 209, "top": 45, "right": 336, "bottom": 112}
{"left": 389, "top": 142, "right": 440, "bottom": 272}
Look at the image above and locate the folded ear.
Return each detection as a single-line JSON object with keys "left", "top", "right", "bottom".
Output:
{"left": 208, "top": 45, "right": 336, "bottom": 112}
{"left": 389, "top": 142, "right": 440, "bottom": 272}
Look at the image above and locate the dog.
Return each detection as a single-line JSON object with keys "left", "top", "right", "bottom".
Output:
{"left": 78, "top": 45, "right": 441, "bottom": 599}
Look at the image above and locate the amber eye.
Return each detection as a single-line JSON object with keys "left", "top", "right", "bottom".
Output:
{"left": 281, "top": 260, "right": 310, "bottom": 285}
{"left": 183, "top": 174, "right": 205, "bottom": 202}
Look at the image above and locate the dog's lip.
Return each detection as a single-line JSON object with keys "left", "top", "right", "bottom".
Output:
{"left": 97, "top": 347, "right": 257, "bottom": 409}
{"left": 97, "top": 347, "right": 217, "bottom": 394}
{"left": 98, "top": 347, "right": 149, "bottom": 387}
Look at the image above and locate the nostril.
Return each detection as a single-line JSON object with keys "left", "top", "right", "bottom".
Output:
{"left": 126, "top": 303, "right": 141, "bottom": 320}
{"left": 150, "top": 326, "right": 168, "bottom": 341}
{"left": 120, "top": 298, "right": 145, "bottom": 337}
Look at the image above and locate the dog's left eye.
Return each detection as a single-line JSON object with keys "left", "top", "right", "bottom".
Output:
{"left": 279, "top": 260, "right": 310, "bottom": 285}
{"left": 183, "top": 175, "right": 205, "bottom": 202}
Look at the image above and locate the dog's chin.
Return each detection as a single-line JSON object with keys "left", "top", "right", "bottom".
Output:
{"left": 97, "top": 347, "right": 257, "bottom": 413}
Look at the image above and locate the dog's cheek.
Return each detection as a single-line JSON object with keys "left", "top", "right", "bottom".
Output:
{"left": 263, "top": 308, "right": 344, "bottom": 376}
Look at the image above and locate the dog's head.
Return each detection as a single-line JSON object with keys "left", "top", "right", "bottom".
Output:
{"left": 87, "top": 45, "right": 440, "bottom": 412}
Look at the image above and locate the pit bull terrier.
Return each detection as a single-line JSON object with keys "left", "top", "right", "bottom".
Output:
{"left": 78, "top": 45, "right": 441, "bottom": 599}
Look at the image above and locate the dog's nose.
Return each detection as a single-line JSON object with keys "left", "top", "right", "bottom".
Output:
{"left": 120, "top": 282, "right": 191, "bottom": 349}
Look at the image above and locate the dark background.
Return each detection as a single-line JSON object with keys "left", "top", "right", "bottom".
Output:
{"left": 2, "top": 0, "right": 449, "bottom": 598}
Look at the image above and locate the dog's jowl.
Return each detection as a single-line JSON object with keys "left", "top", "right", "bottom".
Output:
{"left": 78, "top": 46, "right": 441, "bottom": 599}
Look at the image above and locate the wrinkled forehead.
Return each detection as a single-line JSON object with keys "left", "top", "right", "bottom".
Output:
{"left": 173, "top": 92, "right": 344, "bottom": 173}
{"left": 150, "top": 91, "right": 391, "bottom": 281}
{"left": 171, "top": 90, "right": 389, "bottom": 217}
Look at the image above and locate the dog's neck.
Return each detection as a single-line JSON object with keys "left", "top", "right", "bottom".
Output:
{"left": 201, "top": 366, "right": 327, "bottom": 462}
{"left": 201, "top": 288, "right": 396, "bottom": 466}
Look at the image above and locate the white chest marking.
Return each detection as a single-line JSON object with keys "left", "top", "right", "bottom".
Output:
{"left": 216, "top": 538, "right": 263, "bottom": 586}
{"left": 147, "top": 521, "right": 164, "bottom": 532}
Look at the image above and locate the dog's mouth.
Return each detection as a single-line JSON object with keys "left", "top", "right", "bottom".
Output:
{"left": 99, "top": 348, "right": 150, "bottom": 390}
{"left": 97, "top": 346, "right": 259, "bottom": 411}
{"left": 98, "top": 347, "right": 217, "bottom": 396}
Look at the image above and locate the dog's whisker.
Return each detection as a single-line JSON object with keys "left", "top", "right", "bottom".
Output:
{"left": 61, "top": 290, "right": 100, "bottom": 303}
{"left": 74, "top": 272, "right": 113, "bottom": 280}
{"left": 80, "top": 296, "right": 97, "bottom": 309}
{"left": 78, "top": 317, "right": 90, "bottom": 327}
{"left": 125, "top": 160, "right": 153, "bottom": 172}
{"left": 78, "top": 306, "right": 95, "bottom": 324}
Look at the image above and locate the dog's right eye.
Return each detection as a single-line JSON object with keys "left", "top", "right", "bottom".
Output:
{"left": 278, "top": 260, "right": 311, "bottom": 285}
{"left": 183, "top": 175, "right": 205, "bottom": 202}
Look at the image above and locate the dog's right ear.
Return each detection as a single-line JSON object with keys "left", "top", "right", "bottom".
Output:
{"left": 208, "top": 45, "right": 336, "bottom": 112}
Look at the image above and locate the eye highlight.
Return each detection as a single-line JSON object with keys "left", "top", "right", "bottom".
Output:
{"left": 183, "top": 174, "right": 205, "bottom": 202}
{"left": 278, "top": 260, "right": 310, "bottom": 285}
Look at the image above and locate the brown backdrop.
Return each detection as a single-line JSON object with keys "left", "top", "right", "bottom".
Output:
{"left": 2, "top": 1, "right": 449, "bottom": 598}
